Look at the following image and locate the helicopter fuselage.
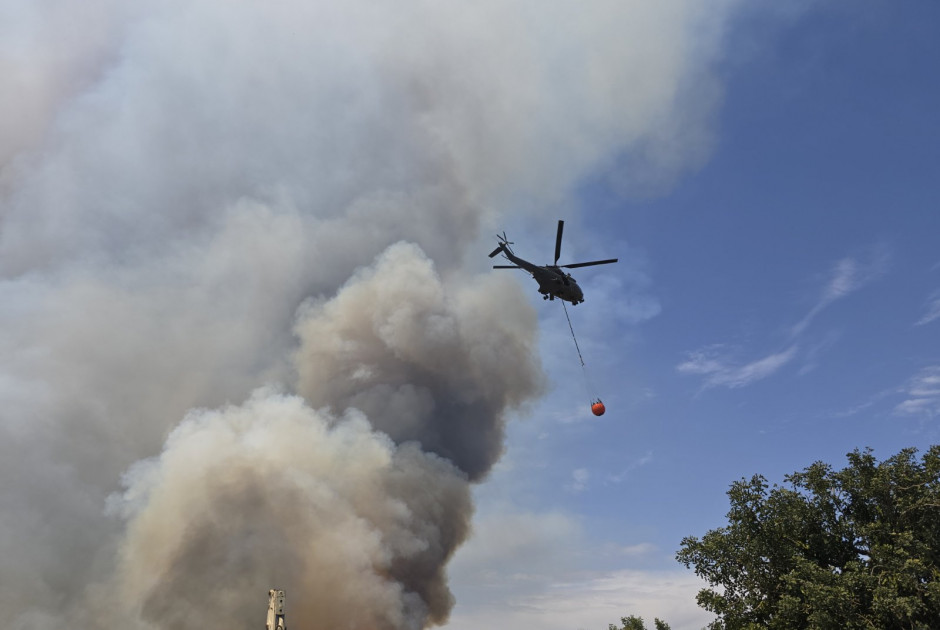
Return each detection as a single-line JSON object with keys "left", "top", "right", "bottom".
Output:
{"left": 495, "top": 246, "right": 585, "bottom": 304}
{"left": 489, "top": 220, "right": 617, "bottom": 305}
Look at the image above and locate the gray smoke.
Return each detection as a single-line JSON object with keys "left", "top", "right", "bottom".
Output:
{"left": 294, "top": 242, "right": 542, "bottom": 481}
{"left": 0, "top": 0, "right": 738, "bottom": 628}
{"left": 98, "top": 392, "right": 476, "bottom": 630}
{"left": 87, "top": 244, "right": 541, "bottom": 630}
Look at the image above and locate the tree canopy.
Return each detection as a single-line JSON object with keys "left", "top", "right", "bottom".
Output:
{"left": 608, "top": 614, "right": 671, "bottom": 630}
{"left": 677, "top": 446, "right": 940, "bottom": 629}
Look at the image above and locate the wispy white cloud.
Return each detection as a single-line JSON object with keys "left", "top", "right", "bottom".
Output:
{"left": 678, "top": 252, "right": 887, "bottom": 392}
{"left": 607, "top": 450, "right": 654, "bottom": 483}
{"left": 567, "top": 467, "right": 591, "bottom": 493}
{"left": 791, "top": 252, "right": 889, "bottom": 337}
{"left": 894, "top": 366, "right": 940, "bottom": 418}
{"left": 797, "top": 330, "right": 841, "bottom": 376}
{"left": 824, "top": 386, "right": 896, "bottom": 419}
{"left": 447, "top": 568, "right": 713, "bottom": 630}
{"left": 605, "top": 542, "right": 659, "bottom": 557}
{"left": 447, "top": 505, "right": 710, "bottom": 630}
{"left": 677, "top": 345, "right": 798, "bottom": 389}
{"left": 829, "top": 400, "right": 877, "bottom": 419}
{"left": 914, "top": 290, "right": 940, "bottom": 326}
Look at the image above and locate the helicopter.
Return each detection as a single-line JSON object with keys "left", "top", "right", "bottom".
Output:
{"left": 489, "top": 220, "right": 618, "bottom": 305}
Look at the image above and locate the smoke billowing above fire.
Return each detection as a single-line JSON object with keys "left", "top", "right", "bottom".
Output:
{"left": 0, "top": 1, "right": 736, "bottom": 627}
{"left": 90, "top": 246, "right": 541, "bottom": 629}
{"left": 106, "top": 394, "right": 474, "bottom": 630}
{"left": 294, "top": 243, "right": 543, "bottom": 481}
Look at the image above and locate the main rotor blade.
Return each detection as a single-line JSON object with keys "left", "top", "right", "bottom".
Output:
{"left": 493, "top": 265, "right": 521, "bottom": 269}
{"left": 554, "top": 220, "right": 564, "bottom": 266}
{"left": 561, "top": 258, "right": 619, "bottom": 269}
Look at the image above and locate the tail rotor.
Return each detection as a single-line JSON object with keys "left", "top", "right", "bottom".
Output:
{"left": 489, "top": 231, "right": 514, "bottom": 258}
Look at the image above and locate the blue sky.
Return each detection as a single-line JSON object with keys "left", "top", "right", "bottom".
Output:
{"left": 2, "top": 1, "right": 938, "bottom": 628}
{"left": 447, "top": 3, "right": 940, "bottom": 628}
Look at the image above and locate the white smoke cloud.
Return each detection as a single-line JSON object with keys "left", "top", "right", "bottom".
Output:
{"left": 0, "top": 0, "right": 134, "bottom": 171}
{"left": 0, "top": 0, "right": 743, "bottom": 627}
{"left": 93, "top": 390, "right": 472, "bottom": 630}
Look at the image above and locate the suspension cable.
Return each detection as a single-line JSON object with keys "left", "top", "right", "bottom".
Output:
{"left": 562, "top": 300, "right": 585, "bottom": 367}
{"left": 562, "top": 300, "right": 606, "bottom": 415}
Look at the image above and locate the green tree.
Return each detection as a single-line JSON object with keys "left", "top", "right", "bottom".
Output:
{"left": 677, "top": 446, "right": 940, "bottom": 629}
{"left": 608, "top": 615, "right": 671, "bottom": 630}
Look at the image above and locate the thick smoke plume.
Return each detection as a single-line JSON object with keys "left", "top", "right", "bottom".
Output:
{"left": 295, "top": 242, "right": 542, "bottom": 481}
{"left": 90, "top": 246, "right": 540, "bottom": 629}
{"left": 1, "top": 0, "right": 737, "bottom": 628}
{"left": 104, "top": 392, "right": 473, "bottom": 630}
